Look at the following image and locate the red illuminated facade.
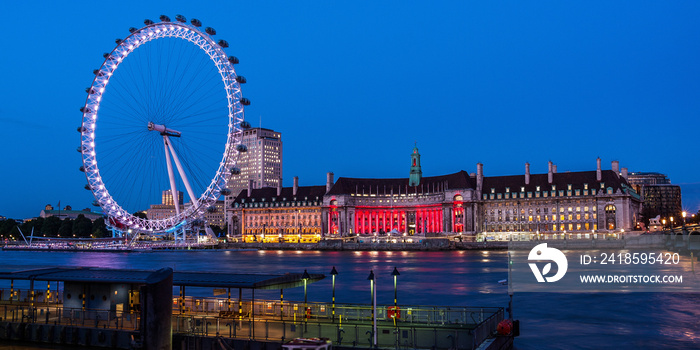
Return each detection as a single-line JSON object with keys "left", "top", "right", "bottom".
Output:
{"left": 322, "top": 171, "right": 478, "bottom": 236}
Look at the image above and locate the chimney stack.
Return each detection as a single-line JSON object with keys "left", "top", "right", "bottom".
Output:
{"left": 548, "top": 161, "right": 553, "bottom": 184}
{"left": 553, "top": 164, "right": 557, "bottom": 174}
{"left": 277, "top": 178, "right": 282, "bottom": 196}
{"left": 476, "top": 163, "right": 484, "bottom": 193}
{"left": 247, "top": 179, "right": 254, "bottom": 197}
{"left": 611, "top": 160, "right": 619, "bottom": 176}
{"left": 621, "top": 167, "right": 628, "bottom": 181}
{"left": 326, "top": 172, "right": 334, "bottom": 193}
{"left": 293, "top": 176, "right": 299, "bottom": 196}
{"left": 525, "top": 162, "right": 530, "bottom": 185}
{"left": 596, "top": 158, "right": 602, "bottom": 181}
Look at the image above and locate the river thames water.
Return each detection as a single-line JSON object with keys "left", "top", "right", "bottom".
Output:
{"left": 1, "top": 249, "right": 699, "bottom": 350}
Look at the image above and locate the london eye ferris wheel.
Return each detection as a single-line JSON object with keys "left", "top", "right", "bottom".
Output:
{"left": 78, "top": 15, "right": 250, "bottom": 239}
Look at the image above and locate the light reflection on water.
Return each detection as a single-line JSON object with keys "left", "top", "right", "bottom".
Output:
{"left": 0, "top": 249, "right": 698, "bottom": 349}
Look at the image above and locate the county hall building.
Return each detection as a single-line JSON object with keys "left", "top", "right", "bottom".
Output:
{"left": 227, "top": 145, "right": 642, "bottom": 241}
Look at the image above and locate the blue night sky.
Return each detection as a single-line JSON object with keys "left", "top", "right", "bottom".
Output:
{"left": 1, "top": 1, "right": 699, "bottom": 219}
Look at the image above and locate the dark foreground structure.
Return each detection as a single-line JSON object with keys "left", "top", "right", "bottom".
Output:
{"left": 0, "top": 266, "right": 509, "bottom": 349}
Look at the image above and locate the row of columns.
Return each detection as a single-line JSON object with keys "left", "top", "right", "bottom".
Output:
{"left": 415, "top": 209, "right": 443, "bottom": 234}
{"left": 355, "top": 210, "right": 408, "bottom": 234}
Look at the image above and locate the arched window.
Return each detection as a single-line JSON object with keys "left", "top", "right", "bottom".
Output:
{"left": 605, "top": 204, "right": 616, "bottom": 230}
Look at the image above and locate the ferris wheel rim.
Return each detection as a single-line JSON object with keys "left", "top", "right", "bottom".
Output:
{"left": 79, "top": 19, "right": 245, "bottom": 233}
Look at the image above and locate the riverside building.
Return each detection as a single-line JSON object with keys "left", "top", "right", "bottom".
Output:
{"left": 227, "top": 177, "right": 326, "bottom": 243}
{"left": 228, "top": 145, "right": 643, "bottom": 241}
{"left": 627, "top": 172, "right": 683, "bottom": 224}
{"left": 320, "top": 146, "right": 642, "bottom": 241}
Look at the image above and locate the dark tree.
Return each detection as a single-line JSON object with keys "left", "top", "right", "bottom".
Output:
{"left": 73, "top": 214, "right": 93, "bottom": 237}
{"left": 58, "top": 218, "right": 74, "bottom": 237}
{"left": 31, "top": 217, "right": 44, "bottom": 237}
{"left": 133, "top": 211, "right": 148, "bottom": 220}
{"left": 0, "top": 219, "right": 18, "bottom": 238}
{"left": 42, "top": 216, "right": 62, "bottom": 236}
{"left": 92, "top": 217, "right": 108, "bottom": 238}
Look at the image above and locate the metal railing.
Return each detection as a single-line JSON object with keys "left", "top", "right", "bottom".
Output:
{"left": 0, "top": 303, "right": 140, "bottom": 331}
{"left": 0, "top": 289, "right": 504, "bottom": 349}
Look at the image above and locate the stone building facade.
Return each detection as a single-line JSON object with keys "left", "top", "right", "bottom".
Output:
{"left": 227, "top": 145, "right": 643, "bottom": 241}
{"left": 478, "top": 159, "right": 642, "bottom": 240}
{"left": 320, "top": 153, "right": 642, "bottom": 240}
{"left": 228, "top": 177, "right": 326, "bottom": 243}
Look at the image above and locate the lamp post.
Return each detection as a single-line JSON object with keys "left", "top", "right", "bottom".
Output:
{"left": 302, "top": 269, "right": 310, "bottom": 326}
{"left": 391, "top": 267, "right": 400, "bottom": 327}
{"left": 391, "top": 267, "right": 400, "bottom": 309}
{"left": 302, "top": 269, "right": 310, "bottom": 307}
{"left": 330, "top": 266, "right": 338, "bottom": 322}
{"left": 367, "top": 270, "right": 377, "bottom": 348}
{"left": 683, "top": 211, "right": 687, "bottom": 231}
{"left": 670, "top": 216, "right": 675, "bottom": 233}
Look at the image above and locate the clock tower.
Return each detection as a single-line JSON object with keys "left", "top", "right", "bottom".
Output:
{"left": 409, "top": 143, "right": 422, "bottom": 187}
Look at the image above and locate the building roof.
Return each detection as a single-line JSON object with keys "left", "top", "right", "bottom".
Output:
{"left": 327, "top": 170, "right": 475, "bottom": 195}
{"left": 0, "top": 266, "right": 324, "bottom": 290}
{"left": 482, "top": 170, "right": 632, "bottom": 194}
{"left": 232, "top": 185, "right": 327, "bottom": 205}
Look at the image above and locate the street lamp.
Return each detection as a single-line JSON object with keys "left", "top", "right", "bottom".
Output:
{"left": 367, "top": 270, "right": 375, "bottom": 304}
{"left": 330, "top": 266, "right": 338, "bottom": 322}
{"left": 683, "top": 211, "right": 687, "bottom": 229}
{"left": 367, "top": 270, "right": 377, "bottom": 348}
{"left": 302, "top": 269, "right": 310, "bottom": 306}
{"left": 391, "top": 267, "right": 400, "bottom": 309}
{"left": 391, "top": 267, "right": 400, "bottom": 325}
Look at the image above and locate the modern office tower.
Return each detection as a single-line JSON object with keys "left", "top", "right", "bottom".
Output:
{"left": 226, "top": 128, "right": 282, "bottom": 198}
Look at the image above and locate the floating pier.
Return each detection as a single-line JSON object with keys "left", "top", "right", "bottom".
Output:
{"left": 0, "top": 266, "right": 509, "bottom": 350}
